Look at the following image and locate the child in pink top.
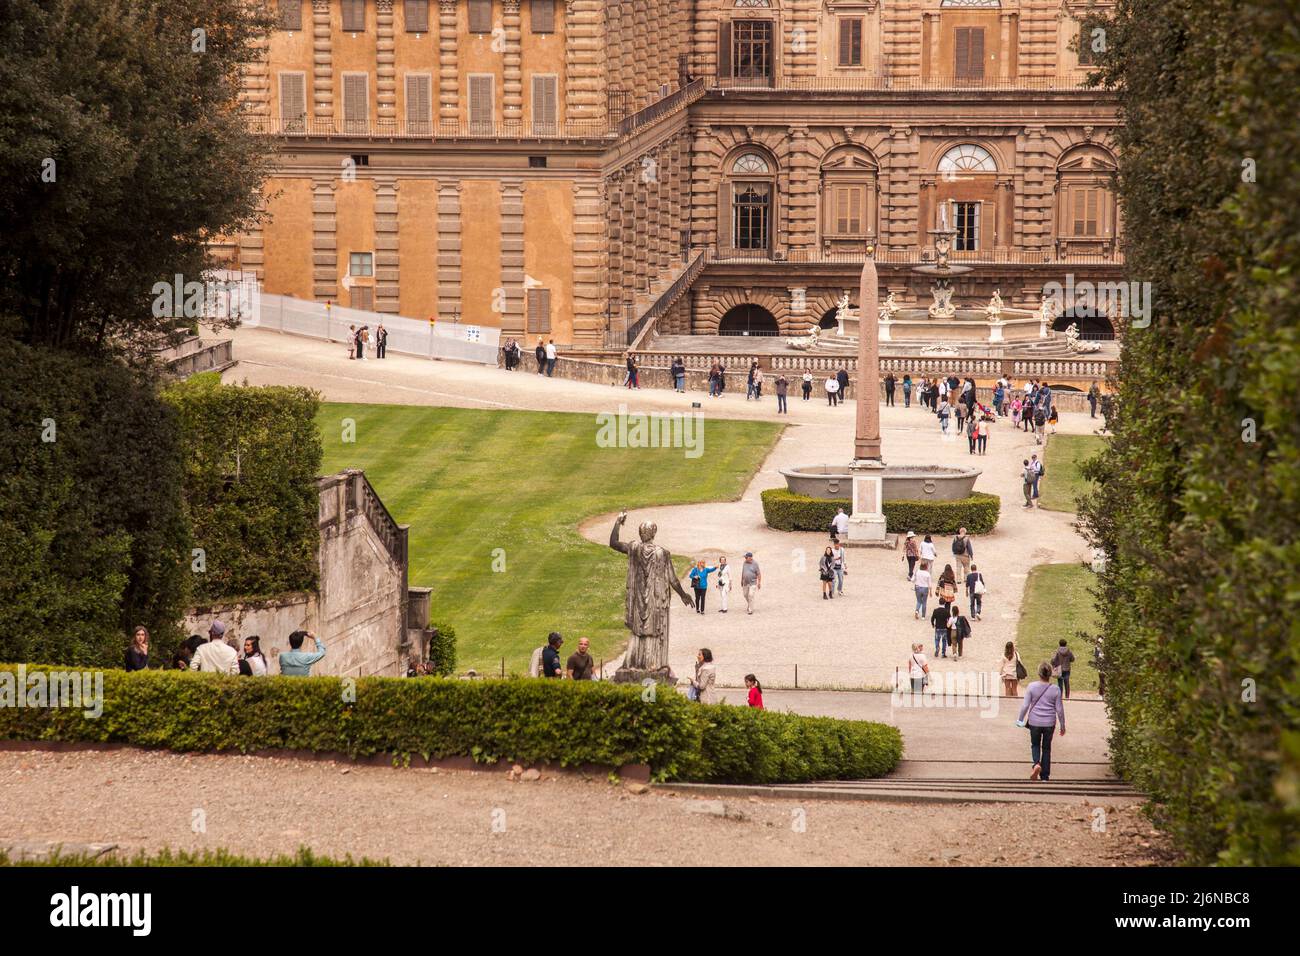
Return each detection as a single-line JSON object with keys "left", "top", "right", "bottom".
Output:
{"left": 745, "top": 674, "right": 764, "bottom": 709}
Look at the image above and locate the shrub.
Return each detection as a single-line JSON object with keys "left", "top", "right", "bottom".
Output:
{"left": 427, "top": 621, "right": 457, "bottom": 676}
{"left": 761, "top": 488, "right": 1000, "bottom": 535}
{"left": 0, "top": 343, "right": 189, "bottom": 667}
{"left": 163, "top": 377, "right": 322, "bottom": 602}
{"left": 0, "top": 666, "right": 903, "bottom": 785}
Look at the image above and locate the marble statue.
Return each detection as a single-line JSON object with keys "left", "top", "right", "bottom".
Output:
{"left": 786, "top": 324, "right": 821, "bottom": 350}
{"left": 984, "top": 289, "right": 1004, "bottom": 323}
{"left": 878, "top": 291, "right": 900, "bottom": 322}
{"left": 929, "top": 280, "right": 956, "bottom": 319}
{"left": 609, "top": 512, "right": 693, "bottom": 683}
{"left": 1064, "top": 322, "right": 1101, "bottom": 354}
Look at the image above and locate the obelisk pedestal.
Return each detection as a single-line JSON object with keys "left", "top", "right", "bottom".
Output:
{"left": 846, "top": 253, "right": 891, "bottom": 547}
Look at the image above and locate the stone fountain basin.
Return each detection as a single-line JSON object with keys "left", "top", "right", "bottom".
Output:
{"left": 780, "top": 464, "right": 982, "bottom": 502}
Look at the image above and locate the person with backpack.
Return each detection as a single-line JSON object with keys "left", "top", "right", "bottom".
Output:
{"left": 902, "top": 374, "right": 913, "bottom": 408}
{"left": 947, "top": 606, "right": 971, "bottom": 660}
{"left": 951, "top": 528, "right": 974, "bottom": 577}
{"left": 1031, "top": 453, "right": 1044, "bottom": 502}
{"left": 965, "top": 563, "right": 986, "bottom": 620}
{"left": 1017, "top": 662, "right": 1066, "bottom": 781}
{"left": 1021, "top": 458, "right": 1036, "bottom": 509}
{"left": 1051, "top": 639, "right": 1077, "bottom": 699}
{"left": 1033, "top": 403, "right": 1047, "bottom": 444}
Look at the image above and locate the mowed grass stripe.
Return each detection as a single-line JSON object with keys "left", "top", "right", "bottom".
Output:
{"left": 319, "top": 404, "right": 781, "bottom": 673}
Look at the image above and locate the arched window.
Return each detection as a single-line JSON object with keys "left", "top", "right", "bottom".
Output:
{"left": 938, "top": 144, "right": 997, "bottom": 173}
{"left": 734, "top": 0, "right": 772, "bottom": 6}
{"left": 940, "top": 0, "right": 1000, "bottom": 6}
{"left": 820, "top": 146, "right": 878, "bottom": 249}
{"left": 725, "top": 151, "right": 776, "bottom": 254}
{"left": 1055, "top": 144, "right": 1119, "bottom": 256}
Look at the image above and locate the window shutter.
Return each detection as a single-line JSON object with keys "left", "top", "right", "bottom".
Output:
{"left": 469, "top": 75, "right": 494, "bottom": 131}
{"left": 469, "top": 0, "right": 492, "bottom": 33}
{"left": 527, "top": 288, "right": 551, "bottom": 334}
{"left": 352, "top": 286, "right": 374, "bottom": 311}
{"left": 279, "top": 0, "right": 302, "bottom": 31}
{"left": 279, "top": 73, "right": 306, "bottom": 129}
{"left": 531, "top": 0, "right": 555, "bottom": 34}
{"left": 532, "top": 75, "right": 557, "bottom": 131}
{"left": 955, "top": 28, "right": 970, "bottom": 78}
{"left": 969, "top": 28, "right": 985, "bottom": 78}
{"left": 343, "top": 74, "right": 369, "bottom": 132}
{"left": 406, "top": 74, "right": 431, "bottom": 133}
{"left": 342, "top": 0, "right": 366, "bottom": 33}
{"left": 1086, "top": 189, "right": 1099, "bottom": 235}
{"left": 718, "top": 20, "right": 733, "bottom": 79}
{"left": 1072, "top": 190, "right": 1085, "bottom": 235}
{"left": 839, "top": 19, "right": 862, "bottom": 67}
{"left": 849, "top": 187, "right": 863, "bottom": 234}
{"left": 404, "top": 0, "right": 429, "bottom": 33}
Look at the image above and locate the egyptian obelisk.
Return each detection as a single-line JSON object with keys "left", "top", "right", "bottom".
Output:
{"left": 846, "top": 252, "right": 889, "bottom": 545}
{"left": 854, "top": 254, "right": 883, "bottom": 462}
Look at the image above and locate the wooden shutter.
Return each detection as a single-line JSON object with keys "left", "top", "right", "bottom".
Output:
{"left": 527, "top": 288, "right": 552, "bottom": 334}
{"left": 1078, "top": 24, "right": 1095, "bottom": 66}
{"left": 1073, "top": 188, "right": 1100, "bottom": 235}
{"left": 352, "top": 286, "right": 374, "bottom": 311}
{"left": 279, "top": 73, "right": 306, "bottom": 129}
{"left": 342, "top": 0, "right": 366, "bottom": 32}
{"left": 718, "top": 20, "right": 732, "bottom": 79}
{"left": 955, "top": 27, "right": 985, "bottom": 79}
{"left": 404, "top": 0, "right": 429, "bottom": 33}
{"left": 839, "top": 19, "right": 862, "bottom": 67}
{"left": 532, "top": 75, "right": 557, "bottom": 132}
{"left": 279, "top": 0, "right": 302, "bottom": 31}
{"left": 469, "top": 0, "right": 492, "bottom": 33}
{"left": 343, "top": 74, "right": 369, "bottom": 132}
{"left": 530, "top": 0, "right": 555, "bottom": 34}
{"left": 406, "top": 74, "right": 431, "bottom": 133}
{"left": 469, "top": 75, "right": 494, "bottom": 131}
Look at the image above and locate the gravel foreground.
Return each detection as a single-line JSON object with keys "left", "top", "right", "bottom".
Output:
{"left": 0, "top": 750, "right": 1173, "bottom": 866}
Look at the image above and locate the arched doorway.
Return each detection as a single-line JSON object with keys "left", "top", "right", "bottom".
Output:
{"left": 1054, "top": 308, "right": 1115, "bottom": 338}
{"left": 718, "top": 304, "right": 779, "bottom": 336}
{"left": 818, "top": 307, "right": 841, "bottom": 330}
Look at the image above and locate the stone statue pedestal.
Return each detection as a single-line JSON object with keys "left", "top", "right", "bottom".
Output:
{"left": 987, "top": 322, "right": 1004, "bottom": 344}
{"left": 612, "top": 665, "right": 676, "bottom": 686}
{"left": 845, "top": 459, "right": 891, "bottom": 548}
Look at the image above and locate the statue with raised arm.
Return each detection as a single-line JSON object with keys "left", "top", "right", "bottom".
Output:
{"left": 610, "top": 512, "right": 693, "bottom": 683}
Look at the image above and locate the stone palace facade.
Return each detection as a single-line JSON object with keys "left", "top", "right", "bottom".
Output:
{"left": 223, "top": 0, "right": 1121, "bottom": 348}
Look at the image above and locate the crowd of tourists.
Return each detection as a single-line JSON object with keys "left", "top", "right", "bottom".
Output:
{"left": 346, "top": 323, "right": 388, "bottom": 360}
{"left": 124, "top": 621, "right": 326, "bottom": 677}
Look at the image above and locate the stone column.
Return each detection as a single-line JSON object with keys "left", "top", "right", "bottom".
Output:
{"left": 312, "top": 0, "right": 333, "bottom": 125}
{"left": 503, "top": 0, "right": 523, "bottom": 130}
{"left": 377, "top": 0, "right": 397, "bottom": 129}
{"left": 499, "top": 180, "right": 526, "bottom": 336}
{"left": 847, "top": 254, "right": 888, "bottom": 547}
{"left": 438, "top": 0, "right": 459, "bottom": 126}
{"left": 312, "top": 178, "right": 338, "bottom": 301}
{"left": 374, "top": 177, "right": 400, "bottom": 313}
{"left": 437, "top": 182, "right": 462, "bottom": 321}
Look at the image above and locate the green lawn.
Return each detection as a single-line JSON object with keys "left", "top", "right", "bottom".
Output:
{"left": 1016, "top": 562, "right": 1100, "bottom": 694}
{"left": 319, "top": 404, "right": 781, "bottom": 674}
{"left": 1039, "top": 433, "right": 1106, "bottom": 513}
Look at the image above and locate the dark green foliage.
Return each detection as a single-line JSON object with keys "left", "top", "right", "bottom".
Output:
{"left": 0, "top": 667, "right": 903, "bottom": 785}
{"left": 0, "top": 0, "right": 273, "bottom": 353}
{"left": 761, "top": 488, "right": 1000, "bottom": 535}
{"left": 427, "top": 621, "right": 457, "bottom": 676}
{"left": 0, "top": 343, "right": 188, "bottom": 666}
{"left": 163, "top": 377, "right": 322, "bottom": 602}
{"left": 1078, "top": 1, "right": 1300, "bottom": 864}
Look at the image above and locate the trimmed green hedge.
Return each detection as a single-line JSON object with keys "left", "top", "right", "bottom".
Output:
{"left": 0, "top": 666, "right": 902, "bottom": 785}
{"left": 761, "top": 488, "right": 1000, "bottom": 535}
{"left": 427, "top": 621, "right": 457, "bottom": 676}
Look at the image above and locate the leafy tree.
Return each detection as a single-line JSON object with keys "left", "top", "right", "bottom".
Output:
{"left": 0, "top": 0, "right": 273, "bottom": 355}
{"left": 1079, "top": 0, "right": 1300, "bottom": 864}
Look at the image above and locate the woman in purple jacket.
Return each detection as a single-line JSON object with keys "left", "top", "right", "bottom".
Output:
{"left": 1017, "top": 662, "right": 1066, "bottom": 781}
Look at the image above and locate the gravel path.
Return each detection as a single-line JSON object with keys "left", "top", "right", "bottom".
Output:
{"left": 0, "top": 749, "right": 1169, "bottom": 867}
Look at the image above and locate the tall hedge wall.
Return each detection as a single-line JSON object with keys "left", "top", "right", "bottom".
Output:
{"left": 0, "top": 343, "right": 189, "bottom": 666}
{"left": 0, "top": 667, "right": 904, "bottom": 785}
{"left": 164, "top": 377, "right": 322, "bottom": 603}
{"left": 1079, "top": 2, "right": 1300, "bottom": 864}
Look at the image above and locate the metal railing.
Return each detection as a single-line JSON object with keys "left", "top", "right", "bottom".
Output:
{"left": 248, "top": 116, "right": 613, "bottom": 140}
{"left": 617, "top": 78, "right": 707, "bottom": 137}
{"left": 706, "top": 247, "right": 1125, "bottom": 266}
{"left": 713, "top": 74, "right": 1102, "bottom": 93}
{"left": 624, "top": 250, "right": 707, "bottom": 352}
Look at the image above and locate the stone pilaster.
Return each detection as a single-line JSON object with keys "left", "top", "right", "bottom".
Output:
{"left": 437, "top": 182, "right": 462, "bottom": 321}
{"left": 786, "top": 125, "right": 816, "bottom": 257}
{"left": 376, "top": 0, "right": 397, "bottom": 128}
{"left": 690, "top": 124, "right": 715, "bottom": 250}
{"left": 312, "top": 0, "right": 333, "bottom": 124}
{"left": 503, "top": 0, "right": 523, "bottom": 129}
{"left": 438, "top": 0, "right": 459, "bottom": 125}
{"left": 885, "top": 125, "right": 918, "bottom": 251}
{"left": 632, "top": 163, "right": 649, "bottom": 292}
{"left": 240, "top": 31, "right": 271, "bottom": 121}
{"left": 1018, "top": 125, "right": 1053, "bottom": 253}
{"left": 645, "top": 149, "right": 662, "bottom": 275}
{"left": 374, "top": 177, "right": 400, "bottom": 313}
{"left": 499, "top": 180, "right": 526, "bottom": 335}
{"left": 565, "top": 1, "right": 605, "bottom": 124}
{"left": 572, "top": 179, "right": 607, "bottom": 345}
{"left": 312, "top": 178, "right": 338, "bottom": 301}
{"left": 605, "top": 171, "right": 625, "bottom": 323}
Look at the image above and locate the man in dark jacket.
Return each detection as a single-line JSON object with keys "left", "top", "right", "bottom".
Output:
{"left": 535, "top": 340, "right": 546, "bottom": 373}
{"left": 836, "top": 367, "right": 850, "bottom": 401}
